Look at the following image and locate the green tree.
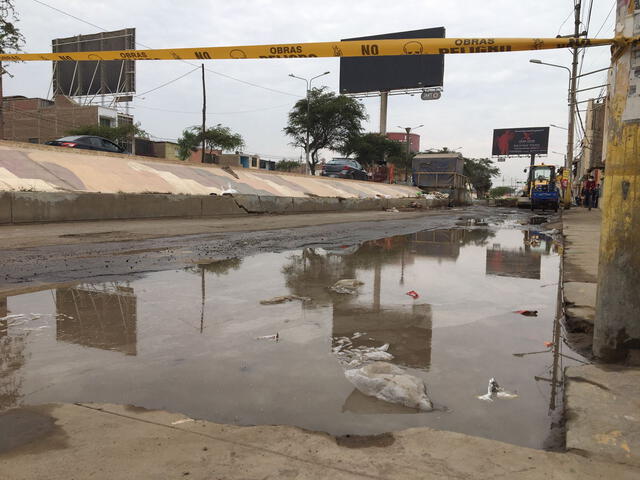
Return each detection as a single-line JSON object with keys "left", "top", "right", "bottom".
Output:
{"left": 464, "top": 157, "right": 500, "bottom": 197}
{"left": 489, "top": 186, "right": 515, "bottom": 198}
{"left": 176, "top": 124, "right": 244, "bottom": 161}
{"left": 65, "top": 122, "right": 147, "bottom": 147}
{"left": 276, "top": 159, "right": 302, "bottom": 172}
{"left": 284, "top": 87, "right": 367, "bottom": 175}
{"left": 1, "top": 1, "right": 25, "bottom": 140}
{"left": 340, "top": 133, "right": 404, "bottom": 168}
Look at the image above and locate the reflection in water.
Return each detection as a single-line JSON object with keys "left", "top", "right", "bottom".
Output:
{"left": 56, "top": 284, "right": 137, "bottom": 355}
{"left": 410, "top": 228, "right": 497, "bottom": 261}
{"left": 332, "top": 304, "right": 433, "bottom": 370}
{"left": 0, "top": 297, "right": 28, "bottom": 410}
{"left": 486, "top": 248, "right": 542, "bottom": 280}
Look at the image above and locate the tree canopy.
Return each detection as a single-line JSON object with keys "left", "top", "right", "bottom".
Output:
{"left": 463, "top": 157, "right": 500, "bottom": 197}
{"left": 489, "top": 186, "right": 515, "bottom": 198}
{"left": 284, "top": 87, "right": 367, "bottom": 175}
{"left": 176, "top": 124, "right": 244, "bottom": 161}
{"left": 0, "top": 1, "right": 24, "bottom": 56}
{"left": 276, "top": 159, "right": 302, "bottom": 172}
{"left": 340, "top": 133, "right": 404, "bottom": 168}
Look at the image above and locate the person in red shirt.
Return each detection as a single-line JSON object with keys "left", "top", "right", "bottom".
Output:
{"left": 583, "top": 176, "right": 596, "bottom": 210}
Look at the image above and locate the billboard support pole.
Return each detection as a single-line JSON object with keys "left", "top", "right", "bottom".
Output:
{"left": 527, "top": 153, "right": 536, "bottom": 195}
{"left": 379, "top": 91, "right": 388, "bottom": 135}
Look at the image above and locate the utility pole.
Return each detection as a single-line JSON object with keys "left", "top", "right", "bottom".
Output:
{"left": 593, "top": 3, "right": 640, "bottom": 362}
{"left": 564, "top": 0, "right": 581, "bottom": 208}
{"left": 201, "top": 64, "right": 206, "bottom": 163}
{"left": 397, "top": 124, "right": 423, "bottom": 183}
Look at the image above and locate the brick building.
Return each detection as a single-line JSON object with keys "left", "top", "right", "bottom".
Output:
{"left": 1, "top": 95, "right": 133, "bottom": 149}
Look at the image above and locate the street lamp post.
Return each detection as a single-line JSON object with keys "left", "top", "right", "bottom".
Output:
{"left": 288, "top": 71, "right": 330, "bottom": 175}
{"left": 397, "top": 125, "right": 423, "bottom": 183}
{"left": 530, "top": 59, "right": 575, "bottom": 208}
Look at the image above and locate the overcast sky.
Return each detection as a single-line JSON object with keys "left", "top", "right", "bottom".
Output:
{"left": 7, "top": 0, "right": 616, "bottom": 185}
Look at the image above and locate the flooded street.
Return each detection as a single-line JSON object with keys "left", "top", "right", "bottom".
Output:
{"left": 1, "top": 212, "right": 585, "bottom": 450}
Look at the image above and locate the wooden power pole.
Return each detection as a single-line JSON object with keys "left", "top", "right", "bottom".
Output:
{"left": 593, "top": 1, "right": 640, "bottom": 362}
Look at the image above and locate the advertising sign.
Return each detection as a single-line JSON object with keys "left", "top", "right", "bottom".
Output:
{"left": 492, "top": 127, "right": 550, "bottom": 156}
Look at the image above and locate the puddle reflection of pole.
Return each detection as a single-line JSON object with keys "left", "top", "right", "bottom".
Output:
{"left": 373, "top": 262, "right": 381, "bottom": 312}
{"left": 200, "top": 267, "right": 205, "bottom": 334}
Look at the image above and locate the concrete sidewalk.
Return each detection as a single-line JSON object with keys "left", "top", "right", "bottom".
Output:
{"left": 1, "top": 403, "right": 638, "bottom": 480}
{"left": 561, "top": 207, "right": 640, "bottom": 468}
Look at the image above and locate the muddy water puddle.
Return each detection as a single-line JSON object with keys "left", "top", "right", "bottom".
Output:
{"left": 1, "top": 224, "right": 583, "bottom": 449}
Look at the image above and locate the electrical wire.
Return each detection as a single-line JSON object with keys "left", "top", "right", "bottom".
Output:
{"left": 132, "top": 102, "right": 292, "bottom": 115}
{"left": 594, "top": 1, "right": 616, "bottom": 38}
{"left": 31, "top": 0, "right": 299, "bottom": 98}
{"left": 136, "top": 67, "right": 200, "bottom": 97}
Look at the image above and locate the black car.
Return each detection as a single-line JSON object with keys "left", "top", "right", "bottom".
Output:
{"left": 321, "top": 159, "right": 369, "bottom": 181}
{"left": 46, "top": 135, "right": 126, "bottom": 154}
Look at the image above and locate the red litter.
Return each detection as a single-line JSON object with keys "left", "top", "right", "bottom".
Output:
{"left": 544, "top": 341, "right": 554, "bottom": 348}
{"left": 406, "top": 290, "right": 419, "bottom": 299}
{"left": 514, "top": 310, "right": 538, "bottom": 317}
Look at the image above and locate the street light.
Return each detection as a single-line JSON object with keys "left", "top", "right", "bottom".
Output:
{"left": 397, "top": 124, "right": 423, "bottom": 183}
{"left": 550, "top": 124, "right": 568, "bottom": 131}
{"left": 288, "top": 71, "right": 330, "bottom": 175}
{"left": 530, "top": 58, "right": 574, "bottom": 208}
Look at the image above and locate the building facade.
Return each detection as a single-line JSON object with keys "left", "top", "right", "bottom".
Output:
{"left": 573, "top": 98, "right": 606, "bottom": 191}
{"left": 2, "top": 95, "right": 133, "bottom": 149}
{"left": 387, "top": 132, "right": 421, "bottom": 152}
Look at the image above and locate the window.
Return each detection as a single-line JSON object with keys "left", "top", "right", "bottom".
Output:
{"left": 87, "top": 137, "right": 104, "bottom": 148}
{"left": 251, "top": 158, "right": 257, "bottom": 167}
{"left": 99, "top": 116, "right": 113, "bottom": 127}
{"left": 101, "top": 138, "right": 121, "bottom": 152}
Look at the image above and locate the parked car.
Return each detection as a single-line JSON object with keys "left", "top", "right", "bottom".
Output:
{"left": 320, "top": 159, "right": 368, "bottom": 181}
{"left": 46, "top": 135, "right": 126, "bottom": 154}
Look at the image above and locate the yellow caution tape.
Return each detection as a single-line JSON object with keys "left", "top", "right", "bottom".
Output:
{"left": 0, "top": 37, "right": 623, "bottom": 62}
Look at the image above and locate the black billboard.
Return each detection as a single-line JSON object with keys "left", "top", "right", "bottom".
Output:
{"left": 492, "top": 127, "right": 550, "bottom": 156}
{"left": 339, "top": 27, "right": 445, "bottom": 94}
{"left": 52, "top": 28, "right": 136, "bottom": 97}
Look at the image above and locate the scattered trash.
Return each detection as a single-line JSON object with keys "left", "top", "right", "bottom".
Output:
{"left": 332, "top": 340, "right": 394, "bottom": 368}
{"left": 260, "top": 295, "right": 311, "bottom": 305}
{"left": 544, "top": 341, "right": 554, "bottom": 348}
{"left": 407, "top": 201, "right": 423, "bottom": 209}
{"left": 406, "top": 290, "right": 419, "bottom": 300}
{"left": 385, "top": 207, "right": 400, "bottom": 213}
{"left": 0, "top": 314, "right": 26, "bottom": 321}
{"left": 363, "top": 350, "right": 393, "bottom": 361}
{"left": 330, "top": 279, "right": 364, "bottom": 295}
{"left": 477, "top": 378, "right": 518, "bottom": 402}
{"left": 514, "top": 310, "right": 538, "bottom": 317}
{"left": 256, "top": 333, "right": 279, "bottom": 341}
{"left": 171, "top": 418, "right": 195, "bottom": 425}
{"left": 344, "top": 362, "right": 433, "bottom": 411}
{"left": 351, "top": 332, "right": 366, "bottom": 339}
{"left": 221, "top": 183, "right": 238, "bottom": 195}
{"left": 423, "top": 192, "right": 449, "bottom": 200}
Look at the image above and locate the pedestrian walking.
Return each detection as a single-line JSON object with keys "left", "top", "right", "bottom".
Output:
{"left": 583, "top": 176, "right": 596, "bottom": 211}
{"left": 593, "top": 183, "right": 600, "bottom": 209}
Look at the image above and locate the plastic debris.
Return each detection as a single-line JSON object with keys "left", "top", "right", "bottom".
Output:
{"left": 171, "top": 418, "right": 194, "bottom": 425}
{"left": 477, "top": 378, "right": 518, "bottom": 402}
{"left": 543, "top": 341, "right": 554, "bottom": 348}
{"left": 332, "top": 340, "right": 394, "bottom": 368}
{"left": 256, "top": 333, "right": 279, "bottom": 341}
{"left": 385, "top": 207, "right": 400, "bottom": 213}
{"left": 330, "top": 279, "right": 364, "bottom": 295}
{"left": 351, "top": 332, "right": 366, "bottom": 339}
{"left": 514, "top": 310, "right": 538, "bottom": 317}
{"left": 221, "top": 183, "right": 238, "bottom": 195}
{"left": 260, "top": 295, "right": 310, "bottom": 305}
{"left": 363, "top": 351, "right": 394, "bottom": 361}
{"left": 406, "top": 290, "right": 420, "bottom": 300}
{"left": 344, "top": 362, "right": 433, "bottom": 411}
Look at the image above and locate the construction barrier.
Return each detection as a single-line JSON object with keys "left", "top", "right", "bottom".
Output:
{"left": 0, "top": 37, "right": 630, "bottom": 63}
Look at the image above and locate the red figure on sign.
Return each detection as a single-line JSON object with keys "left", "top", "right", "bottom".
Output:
{"left": 406, "top": 291, "right": 419, "bottom": 299}
{"left": 496, "top": 130, "right": 515, "bottom": 155}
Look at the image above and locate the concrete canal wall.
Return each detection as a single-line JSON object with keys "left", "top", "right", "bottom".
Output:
{"left": 0, "top": 191, "right": 448, "bottom": 224}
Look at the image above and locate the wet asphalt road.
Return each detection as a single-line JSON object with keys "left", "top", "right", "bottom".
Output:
{"left": 0, "top": 206, "right": 543, "bottom": 295}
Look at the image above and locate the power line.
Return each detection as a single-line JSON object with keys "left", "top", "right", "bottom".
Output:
{"left": 132, "top": 102, "right": 292, "bottom": 115}
{"left": 594, "top": 1, "right": 616, "bottom": 38}
{"left": 136, "top": 67, "right": 199, "bottom": 96}
{"left": 31, "top": 0, "right": 299, "bottom": 98}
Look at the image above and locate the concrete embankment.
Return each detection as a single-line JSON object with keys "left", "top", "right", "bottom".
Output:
{"left": 0, "top": 191, "right": 447, "bottom": 224}
{"left": 0, "top": 140, "right": 420, "bottom": 198}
